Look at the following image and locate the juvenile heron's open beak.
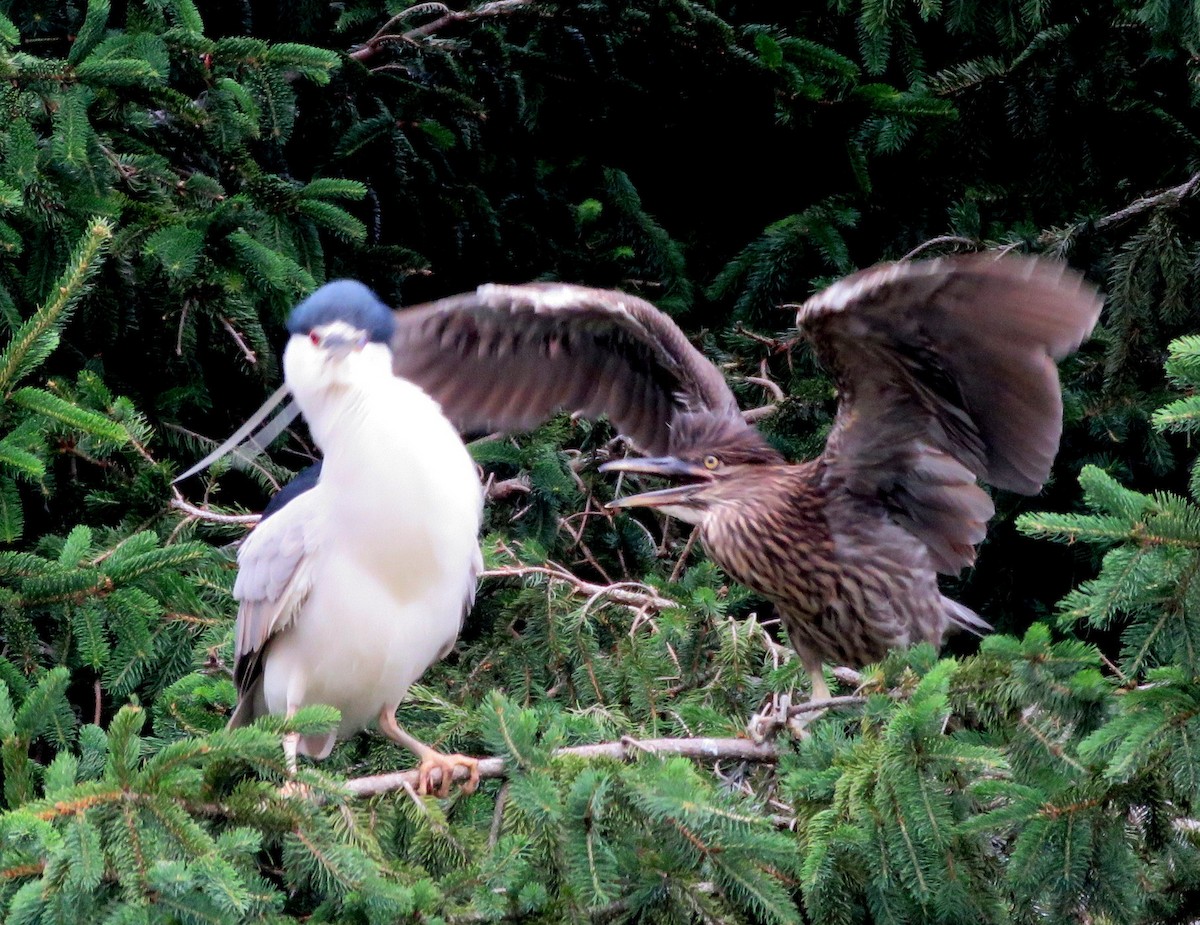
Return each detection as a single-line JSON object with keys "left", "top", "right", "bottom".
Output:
{"left": 599, "top": 457, "right": 714, "bottom": 509}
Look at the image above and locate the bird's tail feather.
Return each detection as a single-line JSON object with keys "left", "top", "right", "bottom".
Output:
{"left": 944, "top": 597, "right": 991, "bottom": 638}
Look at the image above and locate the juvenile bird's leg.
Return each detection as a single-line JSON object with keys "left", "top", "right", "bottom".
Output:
{"left": 786, "top": 665, "right": 831, "bottom": 737}
{"left": 378, "top": 707, "right": 481, "bottom": 798}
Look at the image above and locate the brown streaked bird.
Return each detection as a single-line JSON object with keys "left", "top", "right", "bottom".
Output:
{"left": 386, "top": 255, "right": 1102, "bottom": 715}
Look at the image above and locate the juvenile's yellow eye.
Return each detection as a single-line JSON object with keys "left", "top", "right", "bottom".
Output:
{"left": 703, "top": 454, "right": 720, "bottom": 470}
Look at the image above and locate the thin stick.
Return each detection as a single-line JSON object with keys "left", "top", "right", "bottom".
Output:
{"left": 343, "top": 735, "right": 779, "bottom": 798}
{"left": 350, "top": 0, "right": 533, "bottom": 63}
{"left": 900, "top": 235, "right": 980, "bottom": 262}
{"left": 481, "top": 563, "right": 675, "bottom": 611}
{"left": 170, "top": 497, "right": 261, "bottom": 526}
{"left": 217, "top": 315, "right": 257, "bottom": 365}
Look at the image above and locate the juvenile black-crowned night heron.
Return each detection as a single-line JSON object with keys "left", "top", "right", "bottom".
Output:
{"left": 375, "top": 255, "right": 1102, "bottom": 716}
{"left": 183, "top": 280, "right": 483, "bottom": 795}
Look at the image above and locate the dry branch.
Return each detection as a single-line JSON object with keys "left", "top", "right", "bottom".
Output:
{"left": 169, "top": 497, "right": 261, "bottom": 526}
{"left": 350, "top": 0, "right": 534, "bottom": 63}
{"left": 343, "top": 735, "right": 780, "bottom": 798}
{"left": 481, "top": 562, "right": 676, "bottom": 611}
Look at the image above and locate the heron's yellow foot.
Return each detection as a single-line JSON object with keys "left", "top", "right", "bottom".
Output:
{"left": 378, "top": 707, "right": 480, "bottom": 798}
{"left": 417, "top": 751, "right": 480, "bottom": 798}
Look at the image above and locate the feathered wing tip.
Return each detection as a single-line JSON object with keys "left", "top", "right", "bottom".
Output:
{"left": 924, "top": 256, "right": 1103, "bottom": 494}
{"left": 227, "top": 691, "right": 258, "bottom": 730}
{"left": 800, "top": 254, "right": 1102, "bottom": 574}
{"left": 888, "top": 445, "right": 996, "bottom": 573}
{"left": 800, "top": 254, "right": 1103, "bottom": 495}
{"left": 299, "top": 733, "right": 337, "bottom": 760}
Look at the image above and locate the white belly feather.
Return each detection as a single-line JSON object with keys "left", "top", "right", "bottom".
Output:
{"left": 261, "top": 366, "right": 484, "bottom": 736}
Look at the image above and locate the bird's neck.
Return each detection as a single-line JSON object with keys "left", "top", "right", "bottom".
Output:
{"left": 288, "top": 346, "right": 396, "bottom": 452}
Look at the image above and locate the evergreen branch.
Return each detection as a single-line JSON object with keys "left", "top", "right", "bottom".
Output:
{"left": 342, "top": 736, "right": 779, "bottom": 799}
{"left": 10, "top": 388, "right": 128, "bottom": 444}
{"left": 0, "top": 862, "right": 45, "bottom": 881}
{"left": 0, "top": 219, "right": 113, "bottom": 395}
{"left": 33, "top": 788, "right": 126, "bottom": 820}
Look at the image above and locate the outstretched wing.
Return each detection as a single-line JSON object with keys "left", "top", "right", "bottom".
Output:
{"left": 227, "top": 472, "right": 323, "bottom": 726}
{"left": 798, "top": 254, "right": 1102, "bottom": 574}
{"left": 390, "top": 283, "right": 741, "bottom": 456}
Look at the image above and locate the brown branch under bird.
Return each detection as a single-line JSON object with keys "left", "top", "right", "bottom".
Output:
{"left": 385, "top": 254, "right": 1101, "bottom": 734}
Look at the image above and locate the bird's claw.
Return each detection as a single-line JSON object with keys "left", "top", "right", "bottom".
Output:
{"left": 417, "top": 752, "right": 481, "bottom": 798}
{"left": 747, "top": 692, "right": 791, "bottom": 743}
{"left": 747, "top": 692, "right": 821, "bottom": 742}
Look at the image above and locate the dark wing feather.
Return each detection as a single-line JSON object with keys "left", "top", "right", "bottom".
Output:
{"left": 798, "top": 254, "right": 1102, "bottom": 574}
{"left": 390, "top": 284, "right": 741, "bottom": 456}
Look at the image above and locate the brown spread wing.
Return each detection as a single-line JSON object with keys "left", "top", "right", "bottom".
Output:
{"left": 390, "top": 283, "right": 741, "bottom": 456}
{"left": 798, "top": 254, "right": 1102, "bottom": 573}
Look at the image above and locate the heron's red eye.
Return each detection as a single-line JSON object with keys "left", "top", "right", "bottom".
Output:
{"left": 309, "top": 331, "right": 321, "bottom": 345}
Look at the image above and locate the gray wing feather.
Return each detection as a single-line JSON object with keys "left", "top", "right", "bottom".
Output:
{"left": 228, "top": 485, "right": 322, "bottom": 725}
{"left": 799, "top": 254, "right": 1102, "bottom": 574}
{"left": 390, "top": 283, "right": 740, "bottom": 455}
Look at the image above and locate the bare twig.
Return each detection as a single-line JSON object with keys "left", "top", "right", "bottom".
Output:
{"left": 742, "top": 404, "right": 779, "bottom": 423}
{"left": 485, "top": 475, "right": 531, "bottom": 501}
{"left": 738, "top": 365, "right": 784, "bottom": 424}
{"left": 900, "top": 235, "right": 980, "bottom": 262}
{"left": 217, "top": 315, "right": 257, "bottom": 365}
{"left": 481, "top": 562, "right": 675, "bottom": 611}
{"left": 733, "top": 324, "right": 799, "bottom": 355}
{"left": 344, "top": 735, "right": 779, "bottom": 798}
{"left": 487, "top": 782, "right": 509, "bottom": 849}
{"left": 788, "top": 695, "right": 867, "bottom": 715}
{"left": 350, "top": 0, "right": 534, "bottom": 63}
{"left": 748, "top": 694, "right": 869, "bottom": 741}
{"left": 743, "top": 374, "right": 784, "bottom": 404}
{"left": 668, "top": 526, "right": 701, "bottom": 583}
{"left": 1071, "top": 170, "right": 1200, "bottom": 237}
{"left": 170, "top": 496, "right": 261, "bottom": 526}
{"left": 175, "top": 300, "right": 191, "bottom": 356}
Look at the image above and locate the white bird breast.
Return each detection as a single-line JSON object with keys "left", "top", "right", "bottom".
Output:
{"left": 259, "top": 336, "right": 484, "bottom": 736}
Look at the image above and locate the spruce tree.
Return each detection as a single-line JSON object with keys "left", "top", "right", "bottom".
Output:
{"left": 2, "top": 1, "right": 1200, "bottom": 922}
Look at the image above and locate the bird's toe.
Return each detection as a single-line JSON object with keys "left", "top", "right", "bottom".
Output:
{"left": 416, "top": 752, "right": 480, "bottom": 798}
{"left": 746, "top": 692, "right": 790, "bottom": 743}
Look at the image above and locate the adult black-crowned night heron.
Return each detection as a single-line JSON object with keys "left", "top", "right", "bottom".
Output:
{"left": 375, "top": 255, "right": 1101, "bottom": 715}
{"left": 184, "top": 281, "right": 483, "bottom": 795}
